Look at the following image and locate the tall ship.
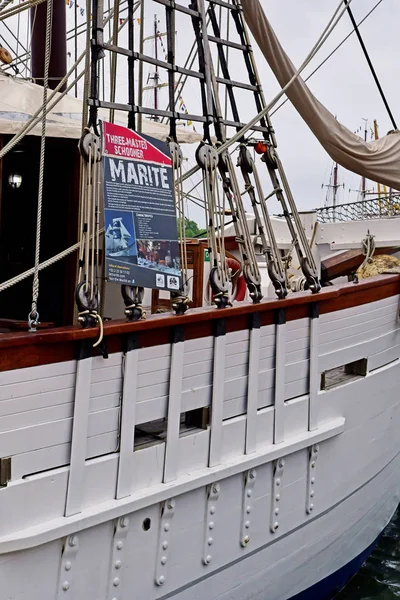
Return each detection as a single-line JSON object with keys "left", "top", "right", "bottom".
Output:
{"left": 0, "top": 0, "right": 399, "bottom": 599}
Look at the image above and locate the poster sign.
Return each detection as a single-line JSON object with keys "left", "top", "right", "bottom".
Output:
{"left": 102, "top": 121, "right": 182, "bottom": 291}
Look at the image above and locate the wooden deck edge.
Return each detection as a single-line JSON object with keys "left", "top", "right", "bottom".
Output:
{"left": 0, "top": 274, "right": 398, "bottom": 372}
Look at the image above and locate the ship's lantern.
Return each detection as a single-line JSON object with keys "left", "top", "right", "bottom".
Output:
{"left": 8, "top": 173, "right": 23, "bottom": 189}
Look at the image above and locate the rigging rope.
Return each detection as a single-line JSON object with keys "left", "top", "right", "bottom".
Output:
{"left": 360, "top": 231, "right": 376, "bottom": 270}
{"left": 0, "top": 6, "right": 126, "bottom": 162}
{"left": 109, "top": 0, "right": 120, "bottom": 123}
{"left": 0, "top": 0, "right": 46, "bottom": 21}
{"left": 250, "top": 153, "right": 287, "bottom": 297}
{"left": 28, "top": 0, "right": 52, "bottom": 332}
{"left": 0, "top": 0, "right": 13, "bottom": 11}
{"left": 0, "top": 232, "right": 101, "bottom": 294}
{"left": 181, "top": 0, "right": 355, "bottom": 184}
{"left": 343, "top": 0, "right": 397, "bottom": 130}
{"left": 73, "top": 0, "right": 95, "bottom": 324}
{"left": 270, "top": 0, "right": 384, "bottom": 118}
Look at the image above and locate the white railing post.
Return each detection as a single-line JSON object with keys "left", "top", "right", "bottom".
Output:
{"left": 245, "top": 313, "right": 260, "bottom": 454}
{"left": 274, "top": 309, "right": 286, "bottom": 444}
{"left": 309, "top": 303, "right": 319, "bottom": 431}
{"left": 209, "top": 319, "right": 226, "bottom": 467}
{"left": 116, "top": 333, "right": 139, "bottom": 499}
{"left": 163, "top": 326, "right": 185, "bottom": 483}
{"left": 65, "top": 340, "right": 93, "bottom": 517}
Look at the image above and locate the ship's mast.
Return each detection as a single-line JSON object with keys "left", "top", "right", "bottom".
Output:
{"left": 360, "top": 118, "right": 368, "bottom": 200}
{"left": 373, "top": 119, "right": 388, "bottom": 199}
{"left": 144, "top": 14, "right": 163, "bottom": 122}
{"left": 153, "top": 15, "right": 159, "bottom": 117}
{"left": 332, "top": 162, "right": 339, "bottom": 209}
{"left": 323, "top": 161, "right": 343, "bottom": 222}
{"left": 142, "top": 14, "right": 170, "bottom": 122}
{"left": 30, "top": 0, "right": 67, "bottom": 91}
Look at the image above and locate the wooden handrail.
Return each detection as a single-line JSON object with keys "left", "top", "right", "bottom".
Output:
{"left": 0, "top": 274, "right": 398, "bottom": 372}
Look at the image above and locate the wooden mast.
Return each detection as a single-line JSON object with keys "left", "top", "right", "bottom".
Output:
{"left": 30, "top": 0, "right": 67, "bottom": 91}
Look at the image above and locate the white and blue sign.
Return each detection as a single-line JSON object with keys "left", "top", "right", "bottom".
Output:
{"left": 102, "top": 121, "right": 182, "bottom": 291}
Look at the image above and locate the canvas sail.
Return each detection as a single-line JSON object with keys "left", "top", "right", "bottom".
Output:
{"left": 0, "top": 73, "right": 203, "bottom": 143}
{"left": 241, "top": 0, "right": 400, "bottom": 191}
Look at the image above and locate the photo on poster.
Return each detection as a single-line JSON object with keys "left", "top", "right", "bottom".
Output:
{"left": 105, "top": 209, "right": 137, "bottom": 262}
{"left": 136, "top": 239, "right": 180, "bottom": 276}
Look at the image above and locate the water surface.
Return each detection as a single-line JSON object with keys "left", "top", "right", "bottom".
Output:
{"left": 337, "top": 507, "right": 400, "bottom": 599}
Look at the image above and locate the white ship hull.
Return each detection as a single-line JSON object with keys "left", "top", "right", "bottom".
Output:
{"left": 0, "top": 277, "right": 399, "bottom": 599}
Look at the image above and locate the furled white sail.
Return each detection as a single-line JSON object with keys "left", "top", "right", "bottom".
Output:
{"left": 0, "top": 73, "right": 203, "bottom": 143}
{"left": 241, "top": 0, "right": 400, "bottom": 191}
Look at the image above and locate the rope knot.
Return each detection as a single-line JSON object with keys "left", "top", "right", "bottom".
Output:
{"left": 78, "top": 309, "right": 104, "bottom": 347}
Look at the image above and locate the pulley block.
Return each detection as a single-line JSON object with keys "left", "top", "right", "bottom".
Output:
{"left": 79, "top": 129, "right": 101, "bottom": 163}
{"left": 263, "top": 144, "right": 278, "bottom": 170}
{"left": 237, "top": 145, "right": 253, "bottom": 175}
{"left": 209, "top": 267, "right": 230, "bottom": 309}
{"left": 218, "top": 148, "right": 230, "bottom": 174}
{"left": 169, "top": 141, "right": 183, "bottom": 170}
{"left": 75, "top": 280, "right": 100, "bottom": 328}
{"left": 265, "top": 259, "right": 288, "bottom": 299}
{"left": 300, "top": 259, "right": 321, "bottom": 294}
{"left": 243, "top": 264, "right": 263, "bottom": 304}
{"left": 196, "top": 143, "right": 218, "bottom": 172}
{"left": 121, "top": 285, "right": 145, "bottom": 321}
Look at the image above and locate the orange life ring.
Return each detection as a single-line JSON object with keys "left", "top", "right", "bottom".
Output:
{"left": 226, "top": 257, "right": 247, "bottom": 302}
{"left": 0, "top": 47, "right": 12, "bottom": 65}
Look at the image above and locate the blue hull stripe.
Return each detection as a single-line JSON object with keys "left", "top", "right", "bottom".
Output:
{"left": 289, "top": 535, "right": 381, "bottom": 600}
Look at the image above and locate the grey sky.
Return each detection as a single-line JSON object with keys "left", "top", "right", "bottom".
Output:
{"left": 253, "top": 0, "right": 399, "bottom": 211}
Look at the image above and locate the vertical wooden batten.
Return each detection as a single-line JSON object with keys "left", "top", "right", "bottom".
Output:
{"left": 208, "top": 319, "right": 226, "bottom": 467}
{"left": 116, "top": 333, "right": 139, "bottom": 499}
{"left": 65, "top": 339, "right": 93, "bottom": 517}
{"left": 274, "top": 308, "right": 286, "bottom": 444}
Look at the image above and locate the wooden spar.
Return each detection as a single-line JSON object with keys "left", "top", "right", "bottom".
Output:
{"left": 321, "top": 246, "right": 400, "bottom": 282}
{"left": 0, "top": 274, "right": 398, "bottom": 373}
{"left": 374, "top": 120, "right": 388, "bottom": 200}
{"left": 30, "top": 0, "right": 67, "bottom": 91}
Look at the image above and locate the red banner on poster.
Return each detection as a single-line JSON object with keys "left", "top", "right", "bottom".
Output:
{"left": 102, "top": 121, "right": 171, "bottom": 166}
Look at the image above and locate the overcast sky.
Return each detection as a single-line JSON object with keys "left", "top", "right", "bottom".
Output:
{"left": 253, "top": 0, "right": 400, "bottom": 214}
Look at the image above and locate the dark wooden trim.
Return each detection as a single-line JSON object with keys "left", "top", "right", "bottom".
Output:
{"left": 0, "top": 274, "right": 399, "bottom": 372}
{"left": 62, "top": 143, "right": 81, "bottom": 325}
{"left": 0, "top": 134, "right": 3, "bottom": 232}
